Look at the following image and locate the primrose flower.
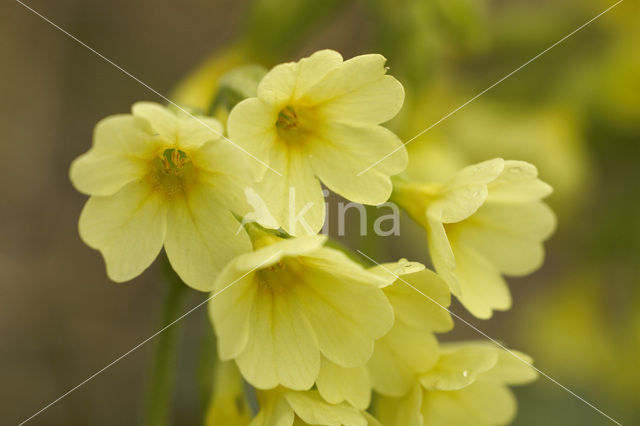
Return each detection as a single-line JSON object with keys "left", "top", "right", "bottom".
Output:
{"left": 70, "top": 102, "right": 252, "bottom": 290}
{"left": 208, "top": 233, "right": 393, "bottom": 390}
{"left": 393, "top": 158, "right": 556, "bottom": 318}
{"left": 367, "top": 260, "right": 453, "bottom": 397}
{"left": 377, "top": 342, "right": 538, "bottom": 426}
{"left": 251, "top": 389, "right": 372, "bottom": 426}
{"left": 227, "top": 49, "right": 407, "bottom": 235}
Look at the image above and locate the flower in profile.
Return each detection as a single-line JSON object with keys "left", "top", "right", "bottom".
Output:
{"left": 70, "top": 102, "right": 252, "bottom": 290}
{"left": 393, "top": 158, "right": 556, "bottom": 318}
{"left": 251, "top": 388, "right": 370, "bottom": 426}
{"left": 366, "top": 260, "right": 453, "bottom": 397}
{"left": 205, "top": 360, "right": 251, "bottom": 425}
{"left": 208, "top": 233, "right": 393, "bottom": 390}
{"left": 377, "top": 342, "right": 538, "bottom": 426}
{"left": 227, "top": 49, "right": 407, "bottom": 235}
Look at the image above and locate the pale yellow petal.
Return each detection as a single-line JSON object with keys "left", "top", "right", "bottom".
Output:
{"left": 369, "top": 326, "right": 439, "bottom": 397}
{"left": 376, "top": 384, "right": 423, "bottom": 426}
{"left": 303, "top": 54, "right": 389, "bottom": 104}
{"left": 316, "top": 358, "right": 371, "bottom": 410}
{"left": 174, "top": 114, "right": 225, "bottom": 151}
{"left": 227, "top": 97, "right": 279, "bottom": 167}
{"left": 362, "top": 412, "right": 384, "bottom": 426}
{"left": 164, "top": 186, "right": 251, "bottom": 292}
{"left": 419, "top": 344, "right": 498, "bottom": 391}
{"left": 383, "top": 269, "right": 453, "bottom": 333}
{"left": 255, "top": 149, "right": 325, "bottom": 235}
{"left": 481, "top": 349, "right": 538, "bottom": 385}
{"left": 319, "top": 75, "right": 404, "bottom": 124}
{"left": 294, "top": 265, "right": 393, "bottom": 368}
{"left": 204, "top": 361, "right": 251, "bottom": 426}
{"left": 70, "top": 114, "right": 161, "bottom": 196}
{"left": 91, "top": 114, "right": 161, "bottom": 157}
{"left": 421, "top": 381, "right": 517, "bottom": 426}
{"left": 309, "top": 122, "right": 407, "bottom": 205}
{"left": 251, "top": 392, "right": 294, "bottom": 426}
{"left": 78, "top": 180, "right": 166, "bottom": 282}
{"left": 293, "top": 49, "right": 344, "bottom": 100}
{"left": 132, "top": 102, "right": 180, "bottom": 141}
{"left": 487, "top": 160, "right": 553, "bottom": 203}
{"left": 132, "top": 102, "right": 224, "bottom": 150}
{"left": 209, "top": 267, "right": 256, "bottom": 360}
{"left": 192, "top": 137, "right": 261, "bottom": 216}
{"left": 425, "top": 214, "right": 460, "bottom": 296}
{"left": 237, "top": 288, "right": 320, "bottom": 390}
{"left": 449, "top": 238, "right": 512, "bottom": 319}
{"left": 433, "top": 158, "right": 504, "bottom": 223}
{"left": 257, "top": 62, "right": 298, "bottom": 108}
{"left": 452, "top": 201, "right": 556, "bottom": 276}
{"left": 285, "top": 391, "right": 366, "bottom": 426}
{"left": 70, "top": 151, "right": 148, "bottom": 196}
{"left": 233, "top": 235, "right": 327, "bottom": 272}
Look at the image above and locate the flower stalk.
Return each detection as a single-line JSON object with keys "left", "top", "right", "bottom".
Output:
{"left": 141, "top": 255, "right": 188, "bottom": 426}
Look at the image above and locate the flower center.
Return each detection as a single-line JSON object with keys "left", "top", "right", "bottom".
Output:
{"left": 159, "top": 148, "right": 190, "bottom": 175}
{"left": 275, "top": 104, "right": 318, "bottom": 146}
{"left": 148, "top": 148, "right": 196, "bottom": 198}
{"left": 255, "top": 258, "right": 305, "bottom": 294}
{"left": 276, "top": 105, "right": 298, "bottom": 129}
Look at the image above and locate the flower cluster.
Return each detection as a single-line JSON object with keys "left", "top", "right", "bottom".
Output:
{"left": 71, "top": 49, "right": 554, "bottom": 425}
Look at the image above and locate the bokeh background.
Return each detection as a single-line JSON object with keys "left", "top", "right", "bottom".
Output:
{"left": 1, "top": 0, "right": 638, "bottom": 425}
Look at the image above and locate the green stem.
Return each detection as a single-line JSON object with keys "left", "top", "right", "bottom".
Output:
{"left": 142, "top": 257, "right": 187, "bottom": 426}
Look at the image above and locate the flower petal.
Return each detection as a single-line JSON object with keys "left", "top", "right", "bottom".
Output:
{"left": 255, "top": 149, "right": 325, "bottom": 235}
{"left": 433, "top": 158, "right": 504, "bottom": 223}
{"left": 481, "top": 349, "right": 538, "bottom": 385}
{"left": 421, "top": 381, "right": 516, "bottom": 426}
{"left": 419, "top": 343, "right": 498, "bottom": 391}
{"left": 294, "top": 264, "right": 394, "bottom": 368}
{"left": 133, "top": 102, "right": 224, "bottom": 150}
{"left": 164, "top": 186, "right": 251, "bottom": 292}
{"left": 78, "top": 180, "right": 167, "bottom": 282}
{"left": 293, "top": 49, "right": 344, "bottom": 100}
{"left": 452, "top": 201, "right": 556, "bottom": 276}
{"left": 319, "top": 75, "right": 404, "bottom": 125}
{"left": 448, "top": 238, "right": 512, "bottom": 319}
{"left": 303, "top": 54, "right": 389, "bottom": 104}
{"left": 383, "top": 269, "right": 453, "bottom": 333}
{"left": 70, "top": 151, "right": 148, "bottom": 196}
{"left": 369, "top": 326, "right": 439, "bottom": 397}
{"left": 285, "top": 391, "right": 366, "bottom": 426}
{"left": 251, "top": 392, "right": 294, "bottom": 426}
{"left": 227, "top": 97, "right": 279, "bottom": 169}
{"left": 257, "top": 62, "right": 298, "bottom": 108}
{"left": 237, "top": 287, "right": 320, "bottom": 390}
{"left": 487, "top": 160, "right": 553, "bottom": 203}
{"left": 209, "top": 268, "right": 256, "bottom": 360}
{"left": 309, "top": 122, "right": 407, "bottom": 205}
{"left": 316, "top": 358, "right": 371, "bottom": 410}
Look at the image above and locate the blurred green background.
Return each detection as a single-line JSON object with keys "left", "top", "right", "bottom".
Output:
{"left": 1, "top": 0, "right": 638, "bottom": 425}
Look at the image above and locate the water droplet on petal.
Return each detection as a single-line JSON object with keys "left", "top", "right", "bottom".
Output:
{"left": 462, "top": 370, "right": 469, "bottom": 377}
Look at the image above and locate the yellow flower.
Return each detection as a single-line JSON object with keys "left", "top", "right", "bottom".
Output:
{"left": 393, "top": 158, "right": 556, "bottom": 318}
{"left": 227, "top": 49, "right": 407, "bottom": 235}
{"left": 366, "top": 260, "right": 453, "bottom": 397}
{"left": 205, "top": 360, "right": 251, "bottom": 425}
{"left": 208, "top": 234, "right": 393, "bottom": 390}
{"left": 251, "top": 389, "right": 368, "bottom": 426}
{"left": 377, "top": 342, "right": 538, "bottom": 426}
{"left": 69, "top": 102, "right": 252, "bottom": 290}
